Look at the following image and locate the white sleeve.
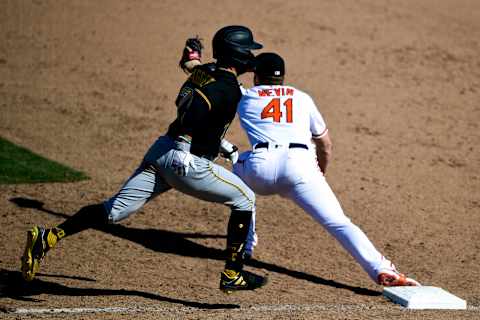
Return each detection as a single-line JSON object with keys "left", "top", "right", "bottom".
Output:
{"left": 308, "top": 96, "right": 328, "bottom": 138}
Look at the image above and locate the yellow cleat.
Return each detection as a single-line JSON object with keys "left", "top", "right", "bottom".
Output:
{"left": 220, "top": 269, "right": 268, "bottom": 293}
{"left": 21, "top": 226, "right": 62, "bottom": 281}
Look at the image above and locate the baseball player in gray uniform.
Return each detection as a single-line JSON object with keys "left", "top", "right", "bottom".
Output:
{"left": 234, "top": 52, "right": 420, "bottom": 287}
{"left": 21, "top": 26, "right": 266, "bottom": 293}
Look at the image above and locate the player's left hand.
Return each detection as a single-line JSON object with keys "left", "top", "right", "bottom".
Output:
{"left": 220, "top": 139, "right": 239, "bottom": 164}
{"left": 226, "top": 149, "right": 239, "bottom": 164}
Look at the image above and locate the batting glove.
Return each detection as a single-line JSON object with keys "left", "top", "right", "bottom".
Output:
{"left": 220, "top": 139, "right": 239, "bottom": 164}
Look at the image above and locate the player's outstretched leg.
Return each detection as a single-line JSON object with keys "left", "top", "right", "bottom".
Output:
{"left": 219, "top": 210, "right": 268, "bottom": 293}
{"left": 21, "top": 226, "right": 64, "bottom": 281}
{"left": 289, "top": 174, "right": 420, "bottom": 286}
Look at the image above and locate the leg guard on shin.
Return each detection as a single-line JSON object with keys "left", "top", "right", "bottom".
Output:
{"left": 220, "top": 210, "right": 268, "bottom": 292}
{"left": 225, "top": 210, "right": 253, "bottom": 271}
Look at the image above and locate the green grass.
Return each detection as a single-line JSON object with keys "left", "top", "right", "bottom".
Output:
{"left": 0, "top": 137, "right": 89, "bottom": 184}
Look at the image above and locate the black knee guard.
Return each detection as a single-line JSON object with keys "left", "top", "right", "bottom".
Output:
{"left": 225, "top": 210, "right": 253, "bottom": 271}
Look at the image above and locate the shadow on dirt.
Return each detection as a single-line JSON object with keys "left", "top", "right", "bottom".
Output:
{"left": 0, "top": 269, "right": 239, "bottom": 309}
{"left": 10, "top": 197, "right": 381, "bottom": 297}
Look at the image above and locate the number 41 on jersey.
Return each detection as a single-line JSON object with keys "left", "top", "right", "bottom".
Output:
{"left": 261, "top": 98, "right": 293, "bottom": 123}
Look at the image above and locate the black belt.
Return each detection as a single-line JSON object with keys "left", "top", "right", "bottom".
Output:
{"left": 254, "top": 142, "right": 308, "bottom": 150}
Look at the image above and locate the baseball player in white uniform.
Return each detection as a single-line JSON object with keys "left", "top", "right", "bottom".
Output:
{"left": 234, "top": 52, "right": 420, "bottom": 286}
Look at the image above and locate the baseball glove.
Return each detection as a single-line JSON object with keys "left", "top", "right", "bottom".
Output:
{"left": 179, "top": 36, "right": 203, "bottom": 73}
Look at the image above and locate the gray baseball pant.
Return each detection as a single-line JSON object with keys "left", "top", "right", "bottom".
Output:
{"left": 103, "top": 135, "right": 258, "bottom": 254}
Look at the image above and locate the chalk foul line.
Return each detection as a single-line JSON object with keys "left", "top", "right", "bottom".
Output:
{"left": 10, "top": 303, "right": 480, "bottom": 315}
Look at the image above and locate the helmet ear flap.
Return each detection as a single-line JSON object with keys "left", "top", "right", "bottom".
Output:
{"left": 217, "top": 50, "right": 256, "bottom": 74}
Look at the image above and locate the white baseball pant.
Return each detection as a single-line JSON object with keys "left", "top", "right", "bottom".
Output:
{"left": 234, "top": 144, "right": 391, "bottom": 281}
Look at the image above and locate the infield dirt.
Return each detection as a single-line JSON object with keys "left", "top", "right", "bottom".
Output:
{"left": 1, "top": 1, "right": 479, "bottom": 319}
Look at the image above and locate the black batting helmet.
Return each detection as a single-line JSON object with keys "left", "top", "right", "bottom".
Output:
{"left": 212, "top": 25, "right": 263, "bottom": 72}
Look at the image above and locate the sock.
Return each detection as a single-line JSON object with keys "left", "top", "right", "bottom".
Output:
{"left": 42, "top": 227, "right": 65, "bottom": 253}
{"left": 57, "top": 203, "right": 108, "bottom": 237}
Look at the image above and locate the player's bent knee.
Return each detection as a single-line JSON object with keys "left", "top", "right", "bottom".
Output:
{"left": 103, "top": 199, "right": 144, "bottom": 224}
{"left": 231, "top": 187, "right": 255, "bottom": 212}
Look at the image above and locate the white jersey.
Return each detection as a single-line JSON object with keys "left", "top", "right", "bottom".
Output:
{"left": 238, "top": 85, "right": 328, "bottom": 147}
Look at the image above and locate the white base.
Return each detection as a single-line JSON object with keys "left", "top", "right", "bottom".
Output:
{"left": 383, "top": 286, "right": 467, "bottom": 310}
